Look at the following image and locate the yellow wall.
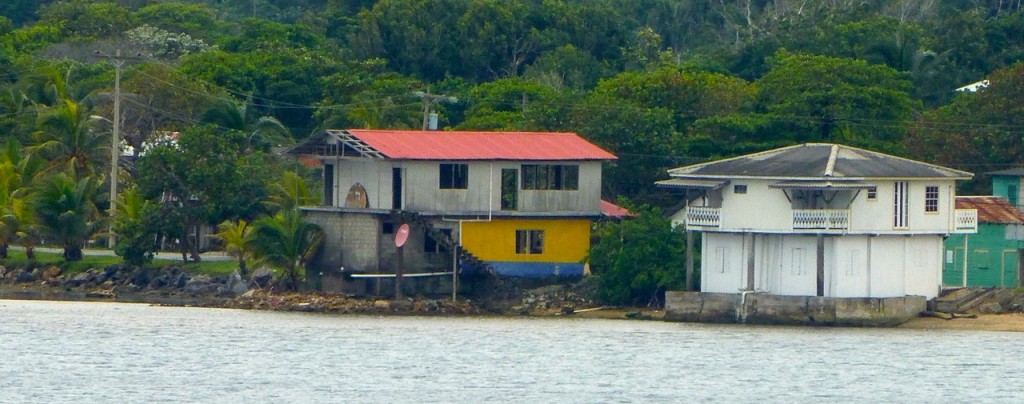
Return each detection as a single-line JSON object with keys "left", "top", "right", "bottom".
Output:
{"left": 460, "top": 218, "right": 591, "bottom": 263}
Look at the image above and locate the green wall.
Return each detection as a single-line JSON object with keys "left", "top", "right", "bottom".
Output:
{"left": 944, "top": 223, "right": 1022, "bottom": 287}
{"left": 992, "top": 175, "right": 1021, "bottom": 207}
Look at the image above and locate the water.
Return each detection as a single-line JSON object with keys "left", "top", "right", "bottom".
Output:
{"left": 1, "top": 300, "right": 1022, "bottom": 403}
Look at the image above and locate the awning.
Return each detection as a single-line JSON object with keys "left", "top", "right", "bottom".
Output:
{"left": 768, "top": 181, "right": 874, "bottom": 190}
{"left": 655, "top": 178, "right": 729, "bottom": 190}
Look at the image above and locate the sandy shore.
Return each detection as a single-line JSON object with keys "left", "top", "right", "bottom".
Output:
{"left": 899, "top": 313, "right": 1024, "bottom": 332}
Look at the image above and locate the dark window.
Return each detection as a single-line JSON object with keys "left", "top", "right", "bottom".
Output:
{"left": 734, "top": 185, "right": 747, "bottom": 194}
{"left": 925, "top": 185, "right": 939, "bottom": 212}
{"left": 867, "top": 186, "right": 877, "bottom": 200}
{"left": 439, "top": 164, "right": 468, "bottom": 189}
{"left": 1009, "top": 185, "right": 1019, "bottom": 207}
{"left": 515, "top": 230, "right": 544, "bottom": 254}
{"left": 382, "top": 222, "right": 394, "bottom": 234}
{"left": 521, "top": 164, "right": 579, "bottom": 190}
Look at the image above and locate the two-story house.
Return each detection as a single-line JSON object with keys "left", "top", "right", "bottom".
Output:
{"left": 659, "top": 143, "right": 977, "bottom": 302}
{"left": 285, "top": 129, "right": 616, "bottom": 295}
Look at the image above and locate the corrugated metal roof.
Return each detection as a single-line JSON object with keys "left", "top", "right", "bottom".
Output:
{"left": 600, "top": 200, "right": 634, "bottom": 218}
{"left": 655, "top": 178, "right": 729, "bottom": 190}
{"left": 768, "top": 180, "right": 875, "bottom": 190}
{"left": 668, "top": 143, "right": 972, "bottom": 180}
{"left": 340, "top": 130, "right": 616, "bottom": 161}
{"left": 956, "top": 196, "right": 1024, "bottom": 224}
{"left": 988, "top": 167, "right": 1024, "bottom": 176}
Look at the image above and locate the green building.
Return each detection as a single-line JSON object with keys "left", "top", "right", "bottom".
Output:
{"left": 943, "top": 196, "right": 1024, "bottom": 287}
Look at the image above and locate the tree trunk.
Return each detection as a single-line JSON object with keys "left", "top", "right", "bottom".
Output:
{"left": 64, "top": 245, "right": 83, "bottom": 261}
{"left": 239, "top": 257, "right": 248, "bottom": 276}
{"left": 0, "top": 243, "right": 7, "bottom": 259}
{"left": 26, "top": 246, "right": 34, "bottom": 260}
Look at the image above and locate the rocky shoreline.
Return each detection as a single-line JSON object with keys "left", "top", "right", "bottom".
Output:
{"left": 0, "top": 263, "right": 607, "bottom": 317}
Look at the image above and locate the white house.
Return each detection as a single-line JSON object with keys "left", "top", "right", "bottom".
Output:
{"left": 659, "top": 143, "right": 978, "bottom": 300}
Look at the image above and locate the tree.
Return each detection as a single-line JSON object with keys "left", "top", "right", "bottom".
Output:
{"left": 588, "top": 203, "right": 686, "bottom": 307}
{"left": 30, "top": 97, "right": 108, "bottom": 179}
{"left": 32, "top": 172, "right": 100, "bottom": 261}
{"left": 213, "top": 219, "right": 257, "bottom": 276}
{"left": 200, "top": 98, "right": 292, "bottom": 152}
{"left": 135, "top": 125, "right": 276, "bottom": 261}
{"left": 112, "top": 186, "right": 158, "bottom": 266}
{"left": 265, "top": 170, "right": 318, "bottom": 213}
{"left": 754, "top": 51, "right": 917, "bottom": 153}
{"left": 251, "top": 210, "right": 323, "bottom": 291}
{"left": 0, "top": 139, "right": 41, "bottom": 258}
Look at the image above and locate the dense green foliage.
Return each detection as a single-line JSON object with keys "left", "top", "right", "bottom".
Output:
{"left": 589, "top": 204, "right": 687, "bottom": 306}
{"left": 4, "top": 0, "right": 1024, "bottom": 293}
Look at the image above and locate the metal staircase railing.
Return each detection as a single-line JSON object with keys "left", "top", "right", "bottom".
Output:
{"left": 393, "top": 210, "right": 496, "bottom": 276}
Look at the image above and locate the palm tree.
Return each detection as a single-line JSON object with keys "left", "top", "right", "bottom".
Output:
{"left": 200, "top": 98, "right": 292, "bottom": 152}
{"left": 0, "top": 139, "right": 42, "bottom": 258}
{"left": 213, "top": 219, "right": 258, "bottom": 276}
{"left": 264, "top": 171, "right": 318, "bottom": 213}
{"left": 251, "top": 210, "right": 323, "bottom": 291}
{"left": 29, "top": 98, "right": 109, "bottom": 179}
{"left": 112, "top": 186, "right": 158, "bottom": 266}
{"left": 33, "top": 173, "right": 100, "bottom": 261}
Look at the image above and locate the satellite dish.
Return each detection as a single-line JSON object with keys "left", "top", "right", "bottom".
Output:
{"left": 395, "top": 223, "right": 410, "bottom": 247}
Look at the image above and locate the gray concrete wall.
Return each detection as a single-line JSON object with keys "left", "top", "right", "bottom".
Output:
{"left": 665, "top": 291, "right": 927, "bottom": 326}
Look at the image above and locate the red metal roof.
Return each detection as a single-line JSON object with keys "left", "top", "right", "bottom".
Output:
{"left": 956, "top": 196, "right": 1024, "bottom": 224}
{"left": 346, "top": 130, "right": 616, "bottom": 161}
{"left": 600, "top": 200, "right": 634, "bottom": 218}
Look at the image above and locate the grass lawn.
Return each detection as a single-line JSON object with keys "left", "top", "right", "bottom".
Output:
{"left": 1, "top": 249, "right": 240, "bottom": 276}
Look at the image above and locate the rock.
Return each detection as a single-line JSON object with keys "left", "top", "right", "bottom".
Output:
{"left": 250, "top": 267, "right": 274, "bottom": 289}
{"left": 390, "top": 300, "right": 413, "bottom": 311}
{"left": 978, "top": 302, "right": 1004, "bottom": 314}
{"left": 147, "top": 275, "right": 168, "bottom": 290}
{"left": 15, "top": 269, "right": 37, "bottom": 283}
{"left": 42, "top": 266, "right": 62, "bottom": 282}
{"left": 131, "top": 269, "right": 151, "bottom": 287}
{"left": 184, "top": 274, "right": 219, "bottom": 295}
{"left": 64, "top": 272, "right": 93, "bottom": 287}
{"left": 373, "top": 300, "right": 390, "bottom": 310}
{"left": 239, "top": 289, "right": 256, "bottom": 299}
{"left": 220, "top": 271, "right": 249, "bottom": 296}
{"left": 170, "top": 272, "right": 188, "bottom": 289}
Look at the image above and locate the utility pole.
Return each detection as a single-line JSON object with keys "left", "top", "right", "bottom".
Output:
{"left": 413, "top": 88, "right": 457, "bottom": 130}
{"left": 95, "top": 49, "right": 141, "bottom": 249}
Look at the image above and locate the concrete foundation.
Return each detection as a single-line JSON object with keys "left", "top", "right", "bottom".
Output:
{"left": 665, "top": 291, "right": 927, "bottom": 327}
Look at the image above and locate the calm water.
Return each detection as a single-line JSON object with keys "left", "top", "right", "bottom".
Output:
{"left": 1, "top": 300, "right": 1022, "bottom": 403}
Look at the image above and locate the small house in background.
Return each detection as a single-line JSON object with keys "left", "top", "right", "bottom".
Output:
{"left": 660, "top": 143, "right": 978, "bottom": 325}
{"left": 284, "top": 129, "right": 616, "bottom": 296}
{"left": 943, "top": 196, "right": 1024, "bottom": 288}
{"left": 988, "top": 167, "right": 1024, "bottom": 208}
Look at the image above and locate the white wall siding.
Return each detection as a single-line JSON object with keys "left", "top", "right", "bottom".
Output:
{"left": 768, "top": 235, "right": 817, "bottom": 296}
{"left": 903, "top": 236, "right": 942, "bottom": 299}
{"left": 831, "top": 236, "right": 870, "bottom": 298}
{"left": 701, "top": 233, "right": 746, "bottom": 294}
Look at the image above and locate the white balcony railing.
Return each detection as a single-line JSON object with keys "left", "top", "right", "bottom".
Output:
{"left": 686, "top": 206, "right": 721, "bottom": 228}
{"left": 792, "top": 209, "right": 849, "bottom": 230}
{"left": 954, "top": 209, "right": 978, "bottom": 233}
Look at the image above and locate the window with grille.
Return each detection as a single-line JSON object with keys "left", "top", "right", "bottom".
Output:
{"left": 515, "top": 230, "right": 544, "bottom": 254}
{"left": 925, "top": 185, "right": 939, "bottom": 213}
{"left": 521, "top": 165, "right": 579, "bottom": 190}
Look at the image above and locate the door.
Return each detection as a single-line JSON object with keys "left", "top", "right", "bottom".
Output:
{"left": 501, "top": 168, "right": 518, "bottom": 210}
{"left": 323, "top": 164, "right": 334, "bottom": 206}
{"left": 392, "top": 167, "right": 403, "bottom": 210}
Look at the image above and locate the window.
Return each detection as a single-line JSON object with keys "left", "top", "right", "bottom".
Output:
{"left": 894, "top": 181, "right": 909, "bottom": 228}
{"left": 1010, "top": 185, "right": 1019, "bottom": 207}
{"left": 521, "top": 164, "right": 579, "bottom": 190}
{"left": 515, "top": 230, "right": 544, "bottom": 254}
{"left": 867, "top": 186, "right": 877, "bottom": 201}
{"left": 439, "top": 164, "right": 468, "bottom": 189}
{"left": 382, "top": 222, "right": 394, "bottom": 234}
{"left": 734, "top": 185, "right": 747, "bottom": 194}
{"left": 925, "top": 185, "right": 939, "bottom": 213}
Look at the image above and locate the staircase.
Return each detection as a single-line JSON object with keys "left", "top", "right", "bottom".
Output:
{"left": 392, "top": 210, "right": 496, "bottom": 276}
{"left": 935, "top": 287, "right": 997, "bottom": 313}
